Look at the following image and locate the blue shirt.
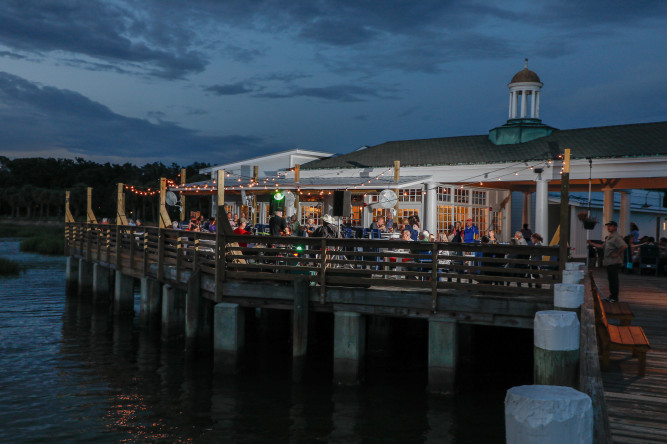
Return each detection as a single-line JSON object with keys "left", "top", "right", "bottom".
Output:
{"left": 463, "top": 225, "right": 479, "bottom": 243}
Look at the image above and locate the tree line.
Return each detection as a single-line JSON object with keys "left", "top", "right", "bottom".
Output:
{"left": 0, "top": 156, "right": 211, "bottom": 223}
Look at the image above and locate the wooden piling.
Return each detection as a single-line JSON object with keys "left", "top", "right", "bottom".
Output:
{"left": 534, "top": 310, "right": 580, "bottom": 388}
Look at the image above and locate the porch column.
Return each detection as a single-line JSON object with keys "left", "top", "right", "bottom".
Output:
{"left": 535, "top": 173, "right": 549, "bottom": 241}
{"left": 619, "top": 191, "right": 631, "bottom": 237}
{"left": 424, "top": 181, "right": 437, "bottom": 233}
{"left": 602, "top": 187, "right": 614, "bottom": 239}
{"left": 323, "top": 194, "right": 334, "bottom": 218}
{"left": 522, "top": 191, "right": 531, "bottom": 227}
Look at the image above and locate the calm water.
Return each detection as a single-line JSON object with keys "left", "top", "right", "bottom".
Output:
{"left": 0, "top": 239, "right": 530, "bottom": 443}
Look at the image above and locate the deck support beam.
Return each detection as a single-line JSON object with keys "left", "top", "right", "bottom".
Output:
{"left": 140, "top": 277, "right": 161, "bottom": 328}
{"left": 428, "top": 317, "right": 458, "bottom": 394}
{"left": 214, "top": 302, "right": 245, "bottom": 374}
{"left": 333, "top": 311, "right": 366, "bottom": 385}
{"left": 114, "top": 272, "right": 134, "bottom": 316}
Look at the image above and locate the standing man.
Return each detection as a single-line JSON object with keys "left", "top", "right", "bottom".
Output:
{"left": 463, "top": 218, "right": 479, "bottom": 243}
{"left": 587, "top": 221, "right": 627, "bottom": 303}
{"left": 269, "top": 209, "right": 287, "bottom": 237}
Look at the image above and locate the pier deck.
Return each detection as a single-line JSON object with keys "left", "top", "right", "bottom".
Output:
{"left": 593, "top": 269, "right": 667, "bottom": 443}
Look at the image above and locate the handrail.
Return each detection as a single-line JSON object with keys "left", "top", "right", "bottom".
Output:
{"left": 65, "top": 222, "right": 562, "bottom": 302}
{"left": 581, "top": 273, "right": 613, "bottom": 444}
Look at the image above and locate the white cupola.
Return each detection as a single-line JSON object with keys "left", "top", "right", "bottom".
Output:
{"left": 508, "top": 59, "right": 543, "bottom": 120}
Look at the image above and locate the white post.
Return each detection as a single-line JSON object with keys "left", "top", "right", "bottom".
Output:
{"left": 535, "top": 174, "right": 549, "bottom": 241}
{"left": 520, "top": 90, "right": 527, "bottom": 118}
{"left": 424, "top": 181, "right": 437, "bottom": 234}
{"left": 505, "top": 385, "right": 592, "bottom": 444}
{"left": 619, "top": 191, "right": 631, "bottom": 237}
{"left": 554, "top": 283, "right": 584, "bottom": 310}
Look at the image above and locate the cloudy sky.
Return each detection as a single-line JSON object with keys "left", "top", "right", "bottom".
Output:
{"left": 0, "top": 0, "right": 666, "bottom": 166}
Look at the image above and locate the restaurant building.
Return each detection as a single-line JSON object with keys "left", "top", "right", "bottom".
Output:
{"left": 174, "top": 64, "right": 667, "bottom": 256}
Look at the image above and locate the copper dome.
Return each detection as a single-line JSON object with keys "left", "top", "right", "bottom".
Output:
{"left": 510, "top": 67, "right": 541, "bottom": 83}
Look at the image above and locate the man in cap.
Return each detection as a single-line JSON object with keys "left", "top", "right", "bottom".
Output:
{"left": 587, "top": 221, "right": 627, "bottom": 302}
{"left": 463, "top": 218, "right": 479, "bottom": 243}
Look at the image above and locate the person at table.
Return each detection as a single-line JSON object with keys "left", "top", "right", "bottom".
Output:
{"left": 513, "top": 230, "right": 527, "bottom": 246}
{"left": 303, "top": 218, "right": 317, "bottom": 237}
{"left": 487, "top": 229, "right": 498, "bottom": 244}
{"left": 313, "top": 214, "right": 339, "bottom": 238}
{"left": 369, "top": 216, "right": 386, "bottom": 233}
{"left": 269, "top": 209, "right": 287, "bottom": 236}
{"left": 227, "top": 212, "right": 237, "bottom": 228}
{"left": 289, "top": 215, "right": 302, "bottom": 236}
{"left": 385, "top": 212, "right": 394, "bottom": 232}
{"left": 233, "top": 218, "right": 251, "bottom": 248}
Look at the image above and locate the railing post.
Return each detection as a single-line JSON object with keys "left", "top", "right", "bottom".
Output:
{"left": 431, "top": 246, "right": 438, "bottom": 312}
{"left": 215, "top": 169, "right": 225, "bottom": 302}
{"left": 176, "top": 230, "right": 183, "bottom": 284}
{"left": 115, "top": 223, "right": 122, "bottom": 271}
{"left": 129, "top": 226, "right": 136, "bottom": 269}
{"left": 157, "top": 228, "right": 165, "bottom": 281}
{"left": 193, "top": 233, "right": 200, "bottom": 272}
{"left": 142, "top": 231, "right": 149, "bottom": 276}
{"left": 319, "top": 238, "right": 327, "bottom": 304}
{"left": 558, "top": 149, "right": 571, "bottom": 273}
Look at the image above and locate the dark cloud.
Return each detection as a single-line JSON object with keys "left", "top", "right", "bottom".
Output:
{"left": 0, "top": 72, "right": 277, "bottom": 164}
{"left": 204, "top": 82, "right": 257, "bottom": 96}
{"left": 0, "top": 0, "right": 208, "bottom": 79}
{"left": 256, "top": 84, "right": 396, "bottom": 102}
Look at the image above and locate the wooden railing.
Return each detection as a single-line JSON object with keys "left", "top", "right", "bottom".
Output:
{"left": 66, "top": 222, "right": 562, "bottom": 303}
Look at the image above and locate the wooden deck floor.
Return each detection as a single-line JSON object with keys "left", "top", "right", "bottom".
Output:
{"left": 592, "top": 269, "right": 667, "bottom": 443}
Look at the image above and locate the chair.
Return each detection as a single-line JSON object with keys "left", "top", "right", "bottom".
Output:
{"left": 639, "top": 244, "right": 659, "bottom": 276}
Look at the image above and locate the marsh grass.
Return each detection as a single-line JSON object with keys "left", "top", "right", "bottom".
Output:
{"left": 0, "top": 257, "right": 21, "bottom": 275}
{"left": 19, "top": 236, "right": 64, "bottom": 255}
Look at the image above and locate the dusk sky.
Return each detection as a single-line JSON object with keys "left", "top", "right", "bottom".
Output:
{"left": 1, "top": 1, "right": 666, "bottom": 166}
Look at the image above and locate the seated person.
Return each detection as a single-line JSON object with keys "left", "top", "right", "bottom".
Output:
{"left": 233, "top": 218, "right": 251, "bottom": 247}
{"left": 369, "top": 216, "right": 386, "bottom": 233}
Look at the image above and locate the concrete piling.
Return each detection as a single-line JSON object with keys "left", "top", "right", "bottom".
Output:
{"left": 161, "top": 285, "right": 184, "bottom": 341}
{"left": 140, "top": 277, "right": 161, "bottom": 328}
{"left": 78, "top": 259, "right": 93, "bottom": 295}
{"left": 214, "top": 302, "right": 245, "bottom": 374}
{"left": 505, "top": 385, "right": 592, "bottom": 444}
{"left": 333, "top": 311, "right": 366, "bottom": 385}
{"left": 92, "top": 263, "right": 111, "bottom": 305}
{"left": 428, "top": 317, "right": 458, "bottom": 395}
{"left": 113, "top": 272, "right": 135, "bottom": 316}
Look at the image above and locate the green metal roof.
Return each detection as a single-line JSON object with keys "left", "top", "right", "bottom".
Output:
{"left": 302, "top": 121, "right": 667, "bottom": 170}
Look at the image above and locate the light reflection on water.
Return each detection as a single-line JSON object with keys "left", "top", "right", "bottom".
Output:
{"left": 0, "top": 239, "right": 513, "bottom": 443}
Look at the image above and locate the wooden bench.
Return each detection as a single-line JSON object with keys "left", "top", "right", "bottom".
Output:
{"left": 588, "top": 272, "right": 634, "bottom": 326}
{"left": 591, "top": 280, "right": 650, "bottom": 376}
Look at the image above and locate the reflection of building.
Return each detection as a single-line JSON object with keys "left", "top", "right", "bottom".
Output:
{"left": 175, "top": 63, "right": 667, "bottom": 253}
